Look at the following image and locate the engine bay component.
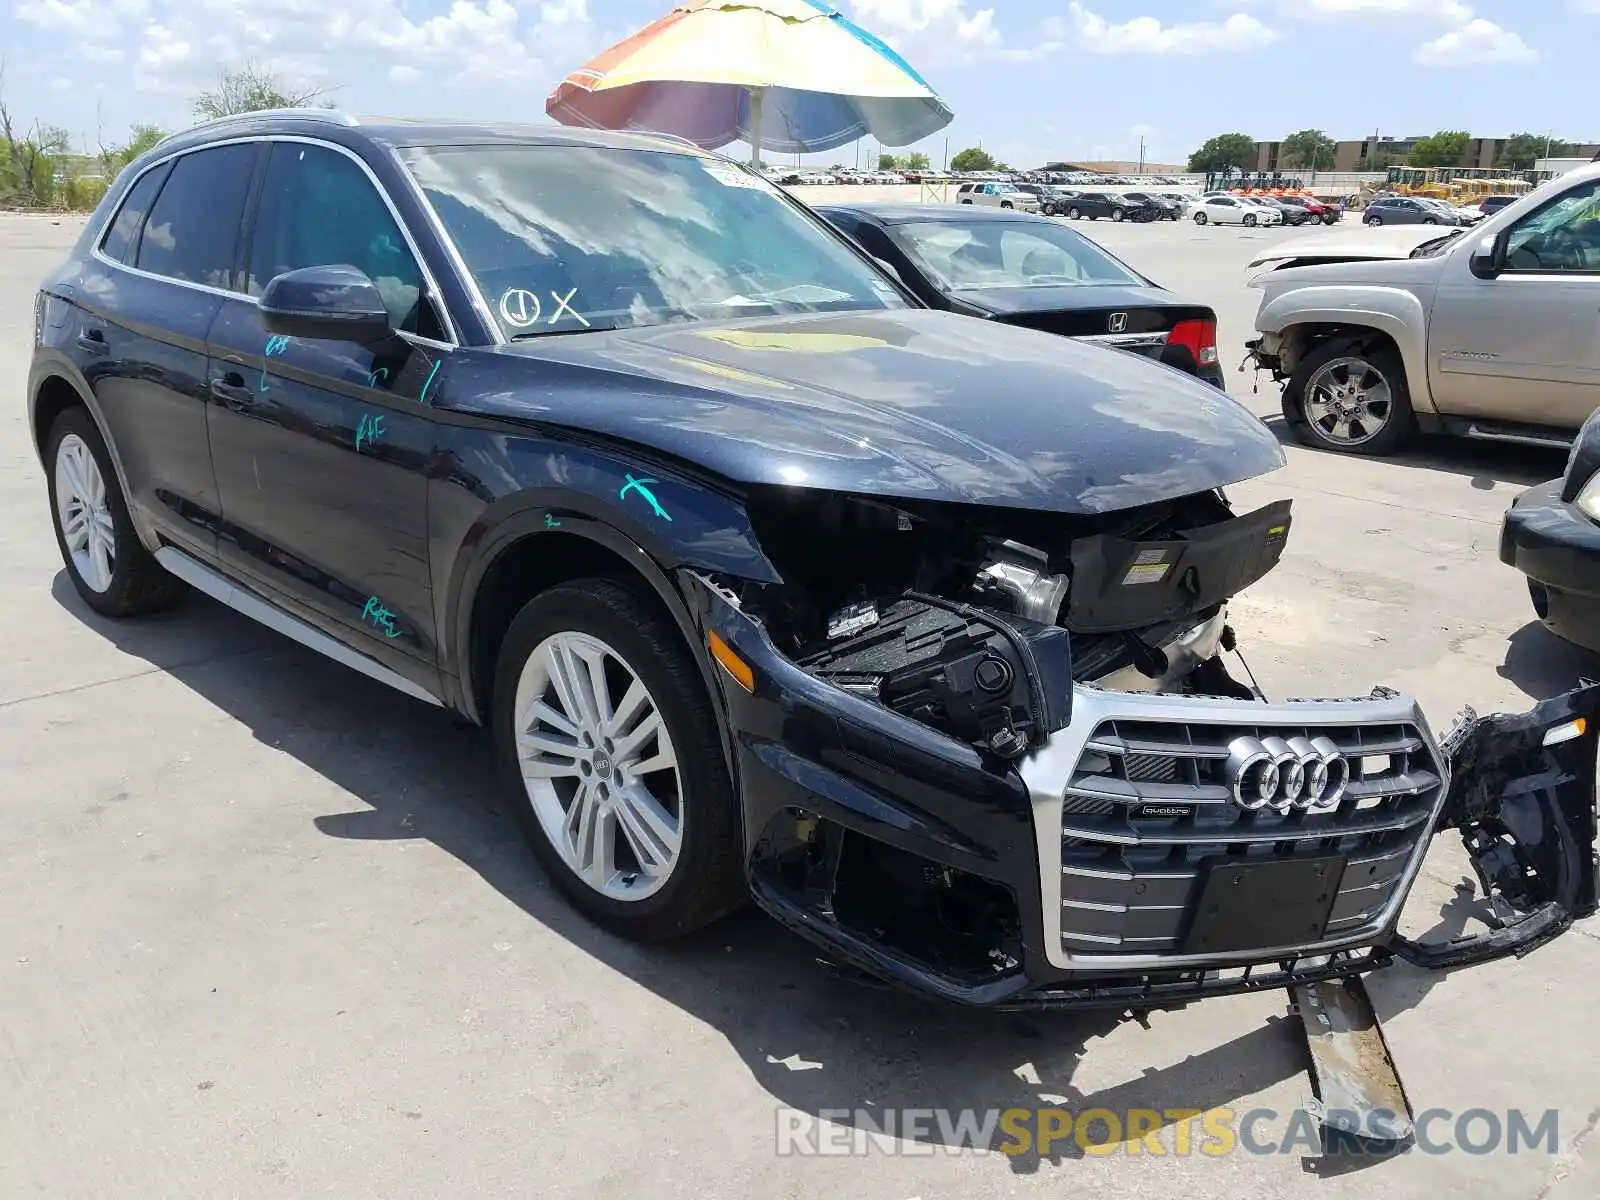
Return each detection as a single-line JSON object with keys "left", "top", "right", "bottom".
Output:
{"left": 798, "top": 592, "right": 1073, "bottom": 758}
{"left": 972, "top": 538, "right": 1071, "bottom": 625}
{"left": 827, "top": 600, "right": 881, "bottom": 640}
{"left": 1065, "top": 499, "right": 1292, "bottom": 633}
{"left": 1090, "top": 605, "right": 1231, "bottom": 693}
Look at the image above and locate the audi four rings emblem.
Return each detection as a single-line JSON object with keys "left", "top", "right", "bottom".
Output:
{"left": 1225, "top": 735, "right": 1349, "bottom": 813}
{"left": 1107, "top": 312, "right": 1128, "bottom": 333}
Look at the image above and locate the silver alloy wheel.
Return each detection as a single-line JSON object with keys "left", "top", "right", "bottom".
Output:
{"left": 1193, "top": 211, "right": 1207, "bottom": 224}
{"left": 1303, "top": 356, "right": 1393, "bottom": 446}
{"left": 54, "top": 432, "right": 116, "bottom": 593}
{"left": 513, "top": 630, "right": 683, "bottom": 901}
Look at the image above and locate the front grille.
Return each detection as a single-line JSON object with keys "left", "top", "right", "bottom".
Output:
{"left": 1055, "top": 712, "right": 1445, "bottom": 957}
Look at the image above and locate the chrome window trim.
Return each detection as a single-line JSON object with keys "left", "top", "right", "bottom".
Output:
{"left": 387, "top": 146, "right": 506, "bottom": 345}
{"left": 90, "top": 132, "right": 461, "bottom": 347}
{"left": 1019, "top": 684, "right": 1452, "bottom": 973}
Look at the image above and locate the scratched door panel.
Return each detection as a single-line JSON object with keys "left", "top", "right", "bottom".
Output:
{"left": 205, "top": 294, "right": 444, "bottom": 678}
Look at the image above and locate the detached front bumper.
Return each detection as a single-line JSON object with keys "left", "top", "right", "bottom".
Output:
{"left": 689, "top": 577, "right": 1600, "bottom": 1010}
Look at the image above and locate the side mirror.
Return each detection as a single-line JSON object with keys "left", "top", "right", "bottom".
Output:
{"left": 259, "top": 264, "right": 394, "bottom": 343}
{"left": 1468, "top": 233, "right": 1507, "bottom": 280}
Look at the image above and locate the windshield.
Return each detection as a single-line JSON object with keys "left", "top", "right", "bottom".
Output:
{"left": 885, "top": 218, "right": 1146, "bottom": 291}
{"left": 401, "top": 144, "right": 907, "bottom": 338}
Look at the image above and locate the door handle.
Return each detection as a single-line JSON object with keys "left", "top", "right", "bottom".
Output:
{"left": 209, "top": 371, "right": 253, "bottom": 407}
{"left": 75, "top": 328, "right": 107, "bottom": 355}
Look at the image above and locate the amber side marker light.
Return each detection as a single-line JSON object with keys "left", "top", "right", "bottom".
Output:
{"left": 1543, "top": 717, "right": 1586, "bottom": 747}
{"left": 708, "top": 631, "right": 755, "bottom": 693}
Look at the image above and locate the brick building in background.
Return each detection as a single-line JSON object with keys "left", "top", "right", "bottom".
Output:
{"left": 1251, "top": 135, "right": 1600, "bottom": 173}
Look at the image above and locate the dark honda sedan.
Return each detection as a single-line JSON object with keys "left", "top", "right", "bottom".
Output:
{"left": 817, "top": 203, "right": 1225, "bottom": 386}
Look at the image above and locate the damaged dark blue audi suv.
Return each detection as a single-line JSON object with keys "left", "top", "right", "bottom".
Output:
{"left": 28, "top": 111, "right": 1599, "bottom": 1011}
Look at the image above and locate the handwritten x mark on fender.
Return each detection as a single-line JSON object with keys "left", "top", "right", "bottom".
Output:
{"left": 619, "top": 474, "right": 672, "bottom": 521}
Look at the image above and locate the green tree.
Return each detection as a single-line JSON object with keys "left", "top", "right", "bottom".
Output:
{"left": 877, "top": 152, "right": 898, "bottom": 170}
{"left": 1186, "top": 133, "right": 1256, "bottom": 175}
{"left": 1279, "top": 128, "right": 1336, "bottom": 171}
{"left": 949, "top": 145, "right": 997, "bottom": 172}
{"left": 193, "top": 61, "right": 329, "bottom": 119}
{"left": 1496, "top": 132, "right": 1571, "bottom": 170}
{"left": 0, "top": 58, "right": 71, "bottom": 207}
{"left": 1407, "top": 129, "right": 1470, "bottom": 168}
{"left": 903, "top": 151, "right": 931, "bottom": 170}
{"left": 99, "top": 122, "right": 167, "bottom": 175}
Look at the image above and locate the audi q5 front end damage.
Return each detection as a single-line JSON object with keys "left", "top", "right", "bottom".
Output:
{"left": 674, "top": 486, "right": 1600, "bottom": 1011}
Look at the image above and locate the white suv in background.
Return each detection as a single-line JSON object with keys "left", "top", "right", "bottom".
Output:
{"left": 955, "top": 182, "right": 1041, "bottom": 212}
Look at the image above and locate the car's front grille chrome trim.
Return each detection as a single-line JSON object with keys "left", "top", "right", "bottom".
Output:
{"left": 1020, "top": 685, "right": 1450, "bottom": 972}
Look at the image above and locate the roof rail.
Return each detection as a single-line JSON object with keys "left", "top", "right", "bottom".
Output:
{"left": 159, "top": 108, "right": 358, "bottom": 145}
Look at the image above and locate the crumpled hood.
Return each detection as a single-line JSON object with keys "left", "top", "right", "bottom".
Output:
{"left": 478, "top": 308, "right": 1283, "bottom": 515}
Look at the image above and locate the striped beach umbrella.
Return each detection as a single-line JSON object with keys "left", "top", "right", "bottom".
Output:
{"left": 546, "top": 0, "right": 953, "bottom": 166}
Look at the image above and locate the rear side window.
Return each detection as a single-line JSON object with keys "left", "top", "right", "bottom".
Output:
{"left": 136, "top": 143, "right": 257, "bottom": 289}
{"left": 100, "top": 160, "right": 172, "bottom": 265}
{"left": 246, "top": 141, "right": 442, "bottom": 339}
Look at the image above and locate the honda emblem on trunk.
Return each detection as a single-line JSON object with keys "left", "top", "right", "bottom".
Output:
{"left": 1108, "top": 312, "right": 1128, "bottom": 333}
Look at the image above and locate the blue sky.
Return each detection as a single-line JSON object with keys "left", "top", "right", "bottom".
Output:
{"left": 5, "top": 1, "right": 1596, "bottom": 169}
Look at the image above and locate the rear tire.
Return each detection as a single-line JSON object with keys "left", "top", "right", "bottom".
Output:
{"left": 1281, "top": 337, "right": 1415, "bottom": 457}
{"left": 1067, "top": 206, "right": 1081, "bottom": 220}
{"left": 492, "top": 577, "right": 744, "bottom": 941}
{"left": 45, "top": 407, "right": 184, "bottom": 618}
{"left": 1111, "top": 207, "right": 1125, "bottom": 222}
{"left": 1366, "top": 214, "right": 1383, "bottom": 226}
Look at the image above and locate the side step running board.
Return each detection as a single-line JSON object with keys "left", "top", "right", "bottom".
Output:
{"left": 1460, "top": 422, "right": 1572, "bottom": 451}
{"left": 154, "top": 547, "right": 443, "bottom": 708}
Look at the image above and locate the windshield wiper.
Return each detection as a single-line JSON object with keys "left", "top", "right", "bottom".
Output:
{"left": 1410, "top": 228, "right": 1466, "bottom": 258}
{"left": 508, "top": 325, "right": 617, "bottom": 340}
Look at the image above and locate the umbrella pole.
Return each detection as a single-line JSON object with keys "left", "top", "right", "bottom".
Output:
{"left": 748, "top": 86, "right": 763, "bottom": 170}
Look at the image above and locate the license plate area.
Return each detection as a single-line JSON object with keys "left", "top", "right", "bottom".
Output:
{"left": 1183, "top": 855, "right": 1347, "bottom": 955}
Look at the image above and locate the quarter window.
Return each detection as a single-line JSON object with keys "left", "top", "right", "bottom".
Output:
{"left": 247, "top": 141, "right": 444, "bottom": 339}
{"left": 1503, "top": 178, "right": 1600, "bottom": 274}
{"left": 136, "top": 143, "right": 257, "bottom": 289}
{"left": 100, "top": 160, "right": 172, "bottom": 265}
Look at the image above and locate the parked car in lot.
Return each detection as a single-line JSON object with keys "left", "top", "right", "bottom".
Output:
{"left": 1479, "top": 194, "right": 1519, "bottom": 216}
{"left": 1012, "top": 183, "right": 1080, "bottom": 216}
{"left": 1118, "top": 191, "right": 1180, "bottom": 220}
{"left": 1249, "top": 196, "right": 1312, "bottom": 226}
{"left": 816, "top": 202, "right": 1225, "bottom": 386}
{"left": 1246, "top": 164, "right": 1600, "bottom": 455}
{"left": 1502, "top": 407, "right": 1600, "bottom": 654}
{"left": 1189, "top": 194, "right": 1280, "bottom": 226}
{"left": 955, "top": 181, "right": 1040, "bottom": 211}
{"left": 30, "top": 110, "right": 1597, "bottom": 1014}
{"left": 1278, "top": 194, "right": 1343, "bottom": 224}
{"left": 1048, "top": 189, "right": 1117, "bottom": 221}
{"left": 1362, "top": 195, "right": 1455, "bottom": 226}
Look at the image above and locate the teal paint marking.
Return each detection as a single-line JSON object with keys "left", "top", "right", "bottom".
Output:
{"left": 361, "top": 596, "right": 401, "bottom": 638}
{"left": 544, "top": 513, "right": 562, "bottom": 529}
{"left": 354, "top": 413, "right": 386, "bottom": 453}
{"left": 367, "top": 366, "right": 389, "bottom": 389}
{"left": 619, "top": 474, "right": 672, "bottom": 521}
{"left": 419, "top": 358, "right": 441, "bottom": 403}
{"left": 259, "top": 334, "right": 291, "bottom": 393}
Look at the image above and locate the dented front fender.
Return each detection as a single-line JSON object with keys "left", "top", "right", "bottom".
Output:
{"left": 1396, "top": 684, "right": 1600, "bottom": 968}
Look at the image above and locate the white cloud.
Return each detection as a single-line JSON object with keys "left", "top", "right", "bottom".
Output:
{"left": 1068, "top": 3, "right": 1280, "bottom": 55}
{"left": 1301, "top": 0, "right": 1472, "bottom": 20}
{"left": 1414, "top": 18, "right": 1536, "bottom": 65}
{"left": 850, "top": 0, "right": 1001, "bottom": 47}
{"left": 19, "top": 0, "right": 603, "bottom": 97}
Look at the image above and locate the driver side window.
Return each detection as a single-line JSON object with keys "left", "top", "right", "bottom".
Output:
{"left": 1503, "top": 179, "right": 1600, "bottom": 275}
{"left": 247, "top": 141, "right": 447, "bottom": 338}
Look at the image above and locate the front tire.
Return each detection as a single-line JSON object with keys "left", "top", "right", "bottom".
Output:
{"left": 493, "top": 578, "right": 744, "bottom": 941}
{"left": 1243, "top": 213, "right": 1258, "bottom": 227}
{"left": 1422, "top": 217, "right": 1438, "bottom": 225}
{"left": 1193, "top": 211, "right": 1208, "bottom": 225}
{"left": 1042, "top": 203, "right": 1057, "bottom": 216}
{"left": 1282, "top": 338, "right": 1415, "bottom": 456}
{"left": 1000, "top": 200, "right": 1013, "bottom": 209}
{"left": 46, "top": 407, "right": 184, "bottom": 618}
